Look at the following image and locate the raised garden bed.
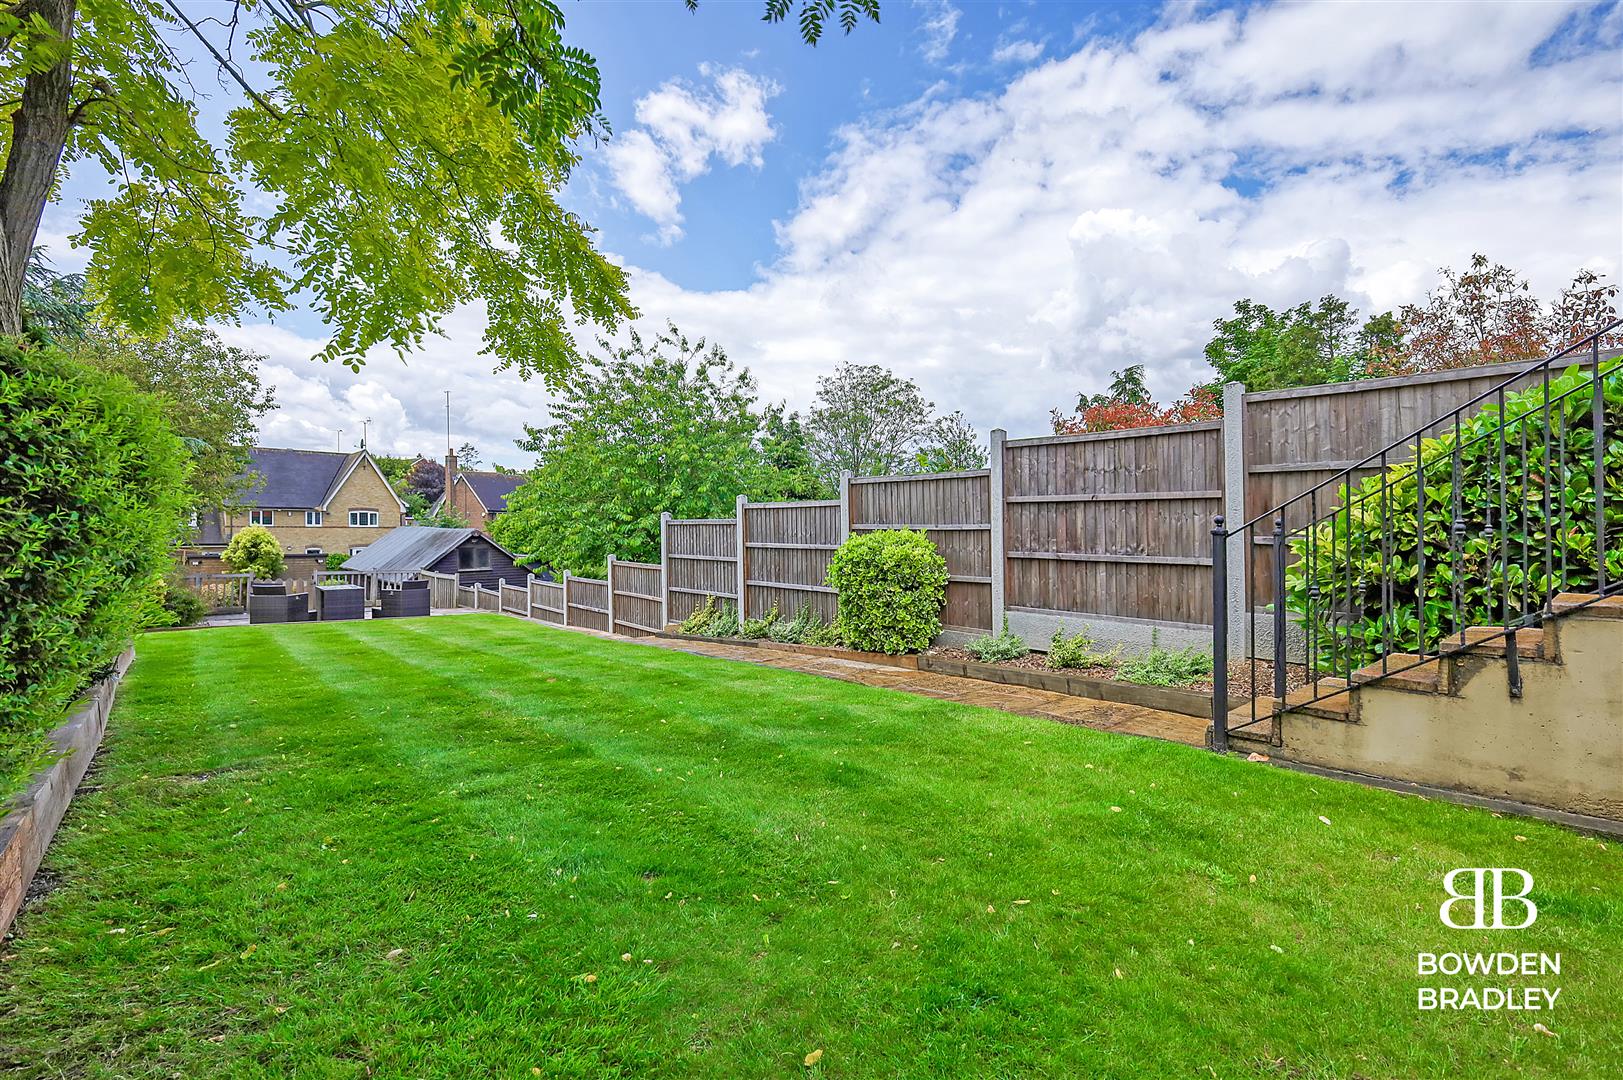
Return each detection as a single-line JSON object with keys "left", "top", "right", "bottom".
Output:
{"left": 919, "top": 650, "right": 1241, "bottom": 719}
{"left": 0, "top": 648, "right": 133, "bottom": 937}
{"left": 652, "top": 630, "right": 918, "bottom": 669}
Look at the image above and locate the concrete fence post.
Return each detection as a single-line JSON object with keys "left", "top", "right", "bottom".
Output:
{"left": 1221, "top": 381, "right": 1248, "bottom": 649}
{"left": 989, "top": 428, "right": 1007, "bottom": 631}
{"left": 838, "top": 470, "right": 852, "bottom": 542}
{"left": 606, "top": 554, "right": 618, "bottom": 634}
{"left": 659, "top": 511, "right": 671, "bottom": 629}
{"left": 561, "top": 571, "right": 572, "bottom": 627}
{"left": 735, "top": 494, "right": 748, "bottom": 620}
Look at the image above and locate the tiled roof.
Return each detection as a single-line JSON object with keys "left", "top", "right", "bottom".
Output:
{"left": 239, "top": 448, "right": 354, "bottom": 508}
{"left": 460, "top": 470, "right": 525, "bottom": 513}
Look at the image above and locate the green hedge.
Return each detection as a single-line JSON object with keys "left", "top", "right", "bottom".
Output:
{"left": 826, "top": 530, "right": 949, "bottom": 654}
{"left": 0, "top": 339, "right": 190, "bottom": 790}
{"left": 1288, "top": 361, "right": 1621, "bottom": 672}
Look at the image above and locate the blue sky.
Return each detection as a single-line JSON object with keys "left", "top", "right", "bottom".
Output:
{"left": 39, "top": 1, "right": 1623, "bottom": 467}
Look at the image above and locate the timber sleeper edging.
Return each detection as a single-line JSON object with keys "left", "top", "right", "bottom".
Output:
{"left": 651, "top": 631, "right": 920, "bottom": 669}
{"left": 917, "top": 654, "right": 1240, "bottom": 719}
{"left": 0, "top": 648, "right": 134, "bottom": 938}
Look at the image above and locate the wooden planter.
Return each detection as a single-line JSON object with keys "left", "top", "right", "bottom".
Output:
{"left": 917, "top": 654, "right": 1239, "bottom": 719}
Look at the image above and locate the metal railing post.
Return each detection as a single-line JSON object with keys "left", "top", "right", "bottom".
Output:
{"left": 1595, "top": 340, "right": 1608, "bottom": 594}
{"left": 1272, "top": 517, "right": 1287, "bottom": 701}
{"left": 1210, "top": 516, "right": 1229, "bottom": 753}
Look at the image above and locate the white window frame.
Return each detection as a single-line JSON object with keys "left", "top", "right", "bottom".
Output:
{"left": 348, "top": 510, "right": 379, "bottom": 528}
{"left": 350, "top": 546, "right": 367, "bottom": 556}
{"left": 305, "top": 547, "right": 324, "bottom": 556}
{"left": 249, "top": 509, "right": 274, "bottom": 526}
{"left": 305, "top": 510, "right": 324, "bottom": 527}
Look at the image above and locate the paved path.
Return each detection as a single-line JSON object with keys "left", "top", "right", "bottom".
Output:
{"left": 632, "top": 635, "right": 1208, "bottom": 747}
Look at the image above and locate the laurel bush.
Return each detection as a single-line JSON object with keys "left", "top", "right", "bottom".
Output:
{"left": 825, "top": 530, "right": 948, "bottom": 654}
{"left": 1288, "top": 360, "right": 1621, "bottom": 672}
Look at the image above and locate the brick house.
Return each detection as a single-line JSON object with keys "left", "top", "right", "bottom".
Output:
{"left": 432, "top": 450, "right": 525, "bottom": 527}
{"left": 187, "top": 447, "right": 409, "bottom": 575}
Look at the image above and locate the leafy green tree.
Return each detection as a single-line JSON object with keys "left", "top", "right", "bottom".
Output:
{"left": 806, "top": 363, "right": 939, "bottom": 481}
{"left": 916, "top": 411, "right": 986, "bottom": 472}
{"left": 492, "top": 324, "right": 774, "bottom": 575}
{"left": 759, "top": 403, "right": 833, "bottom": 499}
{"left": 0, "top": 0, "right": 874, "bottom": 368}
{"left": 1073, "top": 365, "right": 1152, "bottom": 411}
{"left": 69, "top": 324, "right": 275, "bottom": 512}
{"left": 1203, "top": 296, "right": 1394, "bottom": 392}
{"left": 20, "top": 248, "right": 89, "bottom": 344}
{"left": 222, "top": 525, "right": 285, "bottom": 579}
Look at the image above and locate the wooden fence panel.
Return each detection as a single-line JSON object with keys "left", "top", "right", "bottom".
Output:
{"left": 529, "top": 579, "right": 565, "bottom": 625}
{"left": 456, "top": 585, "right": 477, "bottom": 609}
{"left": 1239, "top": 353, "right": 1608, "bottom": 596}
{"left": 475, "top": 585, "right": 500, "bottom": 612}
{"left": 742, "top": 501, "right": 841, "bottom": 623}
{"left": 423, "top": 571, "right": 458, "bottom": 610}
{"left": 611, "top": 561, "right": 663, "bottom": 635}
{"left": 566, "top": 576, "right": 611, "bottom": 632}
{"left": 1003, "top": 422, "right": 1222, "bottom": 627}
{"left": 664, "top": 518, "right": 738, "bottom": 623}
{"left": 852, "top": 471, "right": 992, "bottom": 633}
{"left": 499, "top": 583, "right": 528, "bottom": 615}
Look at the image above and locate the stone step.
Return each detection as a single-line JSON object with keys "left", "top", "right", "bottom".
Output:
{"left": 1551, "top": 592, "right": 1623, "bottom": 619}
{"left": 1351, "top": 654, "right": 1446, "bottom": 694}
{"left": 1444, "top": 626, "right": 1546, "bottom": 659}
{"left": 1246, "top": 680, "right": 1354, "bottom": 721}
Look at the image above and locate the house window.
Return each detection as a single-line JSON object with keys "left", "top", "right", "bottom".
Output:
{"left": 249, "top": 509, "right": 274, "bottom": 526}
{"left": 350, "top": 546, "right": 368, "bottom": 557}
{"left": 349, "top": 510, "right": 379, "bottom": 527}
{"left": 305, "top": 547, "right": 323, "bottom": 556}
{"left": 458, "top": 545, "right": 491, "bottom": 571}
{"left": 306, "top": 510, "right": 324, "bottom": 527}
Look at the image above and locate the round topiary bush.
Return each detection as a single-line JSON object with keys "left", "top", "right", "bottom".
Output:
{"left": 825, "top": 529, "right": 949, "bottom": 654}
{"left": 222, "top": 524, "right": 286, "bottom": 579}
{"left": 1287, "top": 359, "right": 1621, "bottom": 673}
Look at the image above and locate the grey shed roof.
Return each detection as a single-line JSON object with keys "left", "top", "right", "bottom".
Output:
{"left": 341, "top": 526, "right": 517, "bottom": 573}
{"left": 240, "top": 447, "right": 354, "bottom": 508}
{"left": 460, "top": 470, "right": 525, "bottom": 513}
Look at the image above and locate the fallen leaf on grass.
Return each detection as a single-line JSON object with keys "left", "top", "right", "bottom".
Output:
{"left": 582, "top": 973, "right": 598, "bottom": 984}
{"left": 621, "top": 953, "right": 633, "bottom": 962}
{"left": 1113, "top": 967, "right": 1123, "bottom": 979}
{"left": 385, "top": 948, "right": 405, "bottom": 961}
{"left": 1269, "top": 944, "right": 1284, "bottom": 954}
{"left": 804, "top": 1048, "right": 823, "bottom": 1067}
{"left": 1013, "top": 899, "right": 1030, "bottom": 905}
{"left": 1109, "top": 806, "right": 1123, "bottom": 813}
{"left": 1317, "top": 816, "right": 1332, "bottom": 826}
{"left": 1514, "top": 835, "right": 1527, "bottom": 842}
{"left": 239, "top": 944, "right": 257, "bottom": 960}
{"left": 1533, "top": 1023, "right": 1557, "bottom": 1038}
{"left": 1246, "top": 752, "right": 1269, "bottom": 762}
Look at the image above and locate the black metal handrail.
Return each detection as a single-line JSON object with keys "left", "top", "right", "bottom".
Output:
{"left": 1211, "top": 320, "right": 1621, "bottom": 752}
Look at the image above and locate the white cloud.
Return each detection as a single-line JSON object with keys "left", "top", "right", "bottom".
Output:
{"left": 605, "top": 64, "right": 780, "bottom": 243}
{"left": 916, "top": 0, "right": 961, "bottom": 63}
{"left": 223, "top": 0, "right": 1621, "bottom": 457}
{"left": 991, "top": 39, "right": 1045, "bottom": 65}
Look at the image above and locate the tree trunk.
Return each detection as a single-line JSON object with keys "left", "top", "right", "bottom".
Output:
{"left": 0, "top": 0, "right": 77, "bottom": 337}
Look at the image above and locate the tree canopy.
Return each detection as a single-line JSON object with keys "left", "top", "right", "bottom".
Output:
{"left": 805, "top": 363, "right": 984, "bottom": 481}
{"left": 491, "top": 325, "right": 781, "bottom": 575}
{"left": 0, "top": 0, "right": 879, "bottom": 374}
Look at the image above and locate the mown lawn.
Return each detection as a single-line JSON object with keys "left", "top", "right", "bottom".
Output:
{"left": 1, "top": 615, "right": 1618, "bottom": 1078}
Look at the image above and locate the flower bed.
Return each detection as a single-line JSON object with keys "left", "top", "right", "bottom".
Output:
{"left": 919, "top": 648, "right": 1232, "bottom": 718}
{"left": 652, "top": 630, "right": 919, "bottom": 669}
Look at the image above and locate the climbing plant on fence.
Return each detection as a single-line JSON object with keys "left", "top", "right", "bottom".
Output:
{"left": 1287, "top": 360, "right": 1622, "bottom": 672}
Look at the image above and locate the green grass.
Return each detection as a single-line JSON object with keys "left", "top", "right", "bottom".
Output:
{"left": 1, "top": 615, "right": 1618, "bottom": 1078}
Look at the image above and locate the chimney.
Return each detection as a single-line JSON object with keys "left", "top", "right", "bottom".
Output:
{"left": 444, "top": 451, "right": 457, "bottom": 512}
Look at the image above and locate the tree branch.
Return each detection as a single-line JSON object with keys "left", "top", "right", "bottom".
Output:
{"left": 159, "top": 0, "right": 285, "bottom": 120}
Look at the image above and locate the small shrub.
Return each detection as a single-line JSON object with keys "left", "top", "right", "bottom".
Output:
{"left": 1118, "top": 630, "right": 1213, "bottom": 687}
{"left": 222, "top": 524, "right": 285, "bottom": 578}
{"left": 1046, "top": 624, "right": 1115, "bottom": 670}
{"left": 825, "top": 530, "right": 949, "bottom": 654}
{"left": 325, "top": 551, "right": 349, "bottom": 570}
{"left": 680, "top": 596, "right": 740, "bottom": 638}
{"left": 768, "top": 602, "right": 825, "bottom": 644}
{"left": 803, "top": 621, "right": 844, "bottom": 647}
{"left": 148, "top": 573, "right": 208, "bottom": 628}
{"left": 739, "top": 603, "right": 781, "bottom": 640}
{"left": 966, "top": 616, "right": 1028, "bottom": 663}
